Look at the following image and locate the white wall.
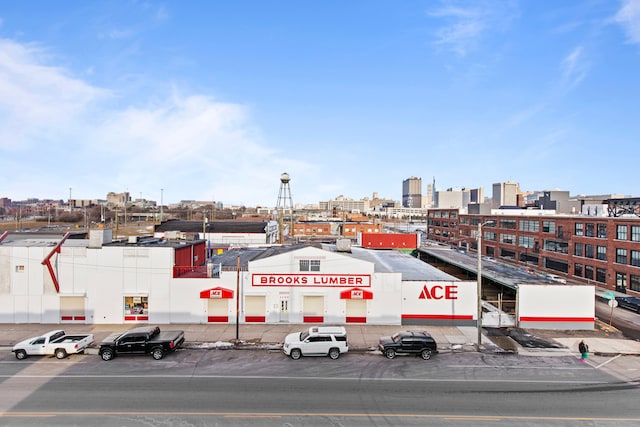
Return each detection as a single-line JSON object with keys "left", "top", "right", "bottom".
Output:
{"left": 401, "top": 281, "right": 476, "bottom": 326}
{"left": 518, "top": 284, "right": 595, "bottom": 330}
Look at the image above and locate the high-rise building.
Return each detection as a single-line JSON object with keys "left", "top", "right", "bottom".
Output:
{"left": 492, "top": 181, "right": 520, "bottom": 208}
{"left": 402, "top": 177, "right": 422, "bottom": 208}
{"left": 469, "top": 187, "right": 484, "bottom": 204}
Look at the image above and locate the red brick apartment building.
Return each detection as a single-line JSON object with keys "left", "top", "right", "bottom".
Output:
{"left": 427, "top": 208, "right": 640, "bottom": 296}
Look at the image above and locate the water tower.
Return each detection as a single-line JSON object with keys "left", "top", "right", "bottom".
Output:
{"left": 275, "top": 173, "right": 294, "bottom": 242}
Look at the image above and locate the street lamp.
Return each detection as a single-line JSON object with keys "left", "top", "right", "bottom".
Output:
{"left": 477, "top": 220, "right": 495, "bottom": 350}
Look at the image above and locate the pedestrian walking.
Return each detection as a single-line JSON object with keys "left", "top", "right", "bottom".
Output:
{"left": 578, "top": 340, "right": 589, "bottom": 362}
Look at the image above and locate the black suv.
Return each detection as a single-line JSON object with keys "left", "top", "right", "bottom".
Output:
{"left": 378, "top": 331, "right": 438, "bottom": 360}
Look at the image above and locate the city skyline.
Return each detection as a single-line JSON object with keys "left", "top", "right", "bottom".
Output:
{"left": 1, "top": 1, "right": 639, "bottom": 206}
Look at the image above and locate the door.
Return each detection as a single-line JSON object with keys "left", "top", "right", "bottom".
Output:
{"left": 345, "top": 299, "right": 367, "bottom": 323}
{"left": 25, "top": 337, "right": 47, "bottom": 355}
{"left": 303, "top": 296, "right": 324, "bottom": 323}
{"left": 60, "top": 296, "right": 86, "bottom": 322}
{"left": 279, "top": 294, "right": 289, "bottom": 322}
{"left": 207, "top": 299, "right": 228, "bottom": 322}
{"left": 303, "top": 336, "right": 331, "bottom": 356}
{"left": 116, "top": 335, "right": 146, "bottom": 354}
{"left": 245, "top": 296, "right": 266, "bottom": 322}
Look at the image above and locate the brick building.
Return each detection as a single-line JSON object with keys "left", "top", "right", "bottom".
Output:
{"left": 427, "top": 209, "right": 640, "bottom": 296}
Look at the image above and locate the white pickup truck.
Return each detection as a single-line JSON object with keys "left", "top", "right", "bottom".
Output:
{"left": 12, "top": 330, "right": 95, "bottom": 360}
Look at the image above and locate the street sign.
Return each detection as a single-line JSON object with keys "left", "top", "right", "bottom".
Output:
{"left": 603, "top": 291, "right": 615, "bottom": 300}
{"left": 608, "top": 299, "right": 618, "bottom": 308}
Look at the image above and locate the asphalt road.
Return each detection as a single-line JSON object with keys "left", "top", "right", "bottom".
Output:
{"left": 596, "top": 300, "right": 640, "bottom": 341}
{"left": 1, "top": 347, "right": 639, "bottom": 426}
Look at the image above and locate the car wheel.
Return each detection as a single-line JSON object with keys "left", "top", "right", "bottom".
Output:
{"left": 55, "top": 348, "right": 68, "bottom": 359}
{"left": 328, "top": 348, "right": 340, "bottom": 360}
{"left": 420, "top": 349, "right": 432, "bottom": 360}
{"left": 100, "top": 348, "right": 114, "bottom": 361}
{"left": 152, "top": 347, "right": 164, "bottom": 360}
{"left": 384, "top": 348, "right": 396, "bottom": 359}
{"left": 290, "top": 348, "right": 302, "bottom": 360}
{"left": 14, "top": 349, "right": 27, "bottom": 360}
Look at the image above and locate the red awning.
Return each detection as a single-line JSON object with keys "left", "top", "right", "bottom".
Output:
{"left": 340, "top": 287, "right": 373, "bottom": 300}
{"left": 199, "top": 287, "right": 234, "bottom": 299}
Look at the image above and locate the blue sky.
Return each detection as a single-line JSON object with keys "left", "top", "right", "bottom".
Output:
{"left": 1, "top": 1, "right": 639, "bottom": 207}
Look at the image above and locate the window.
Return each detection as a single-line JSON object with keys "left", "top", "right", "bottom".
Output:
{"left": 630, "top": 275, "right": 640, "bottom": 292}
{"left": 15, "top": 265, "right": 25, "bottom": 272}
{"left": 585, "top": 265, "right": 594, "bottom": 280}
{"left": 500, "top": 234, "right": 515, "bottom": 245}
{"left": 632, "top": 226, "right": 640, "bottom": 242}
{"left": 616, "top": 272, "right": 627, "bottom": 291}
{"left": 519, "top": 220, "right": 539, "bottom": 232}
{"left": 500, "top": 248, "right": 516, "bottom": 259}
{"left": 574, "top": 243, "right": 583, "bottom": 257}
{"left": 596, "top": 246, "right": 607, "bottom": 261}
{"left": 542, "top": 221, "right": 556, "bottom": 233}
{"left": 575, "top": 223, "right": 583, "bottom": 236}
{"left": 518, "top": 236, "right": 534, "bottom": 248}
{"left": 585, "top": 244, "right": 594, "bottom": 258}
{"left": 616, "top": 249, "right": 628, "bottom": 265}
{"left": 585, "top": 223, "right": 595, "bottom": 237}
{"left": 543, "top": 240, "right": 569, "bottom": 254}
{"left": 597, "top": 224, "right": 607, "bottom": 238}
{"left": 300, "top": 260, "right": 321, "bottom": 272}
{"left": 484, "top": 231, "right": 497, "bottom": 241}
{"left": 596, "top": 268, "right": 607, "bottom": 283}
{"left": 631, "top": 251, "right": 640, "bottom": 267}
{"left": 500, "top": 219, "right": 516, "bottom": 230}
{"left": 124, "top": 296, "right": 148, "bottom": 316}
{"left": 617, "top": 225, "right": 628, "bottom": 240}
{"left": 574, "top": 263, "right": 583, "bottom": 277}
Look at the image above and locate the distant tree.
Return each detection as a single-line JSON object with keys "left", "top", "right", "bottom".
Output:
{"left": 58, "top": 212, "right": 83, "bottom": 223}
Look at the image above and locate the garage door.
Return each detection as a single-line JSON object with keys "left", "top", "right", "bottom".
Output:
{"left": 303, "top": 295, "right": 324, "bottom": 323}
{"left": 207, "top": 299, "right": 228, "bottom": 323}
{"left": 345, "top": 299, "right": 367, "bottom": 323}
{"left": 60, "top": 296, "right": 86, "bottom": 322}
{"left": 244, "top": 296, "right": 266, "bottom": 322}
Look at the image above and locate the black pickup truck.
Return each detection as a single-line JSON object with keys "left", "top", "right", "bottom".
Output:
{"left": 99, "top": 325, "right": 185, "bottom": 361}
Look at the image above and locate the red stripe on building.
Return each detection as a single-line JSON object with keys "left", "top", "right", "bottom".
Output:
{"left": 402, "top": 314, "right": 474, "bottom": 320}
{"left": 61, "top": 316, "right": 73, "bottom": 321}
{"left": 519, "top": 316, "right": 594, "bottom": 322}
{"left": 303, "top": 316, "right": 324, "bottom": 323}
{"left": 245, "top": 316, "right": 266, "bottom": 322}
{"left": 346, "top": 316, "right": 367, "bottom": 323}
{"left": 207, "top": 316, "right": 229, "bottom": 323}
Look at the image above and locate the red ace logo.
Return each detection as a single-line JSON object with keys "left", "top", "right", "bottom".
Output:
{"left": 419, "top": 284, "right": 458, "bottom": 300}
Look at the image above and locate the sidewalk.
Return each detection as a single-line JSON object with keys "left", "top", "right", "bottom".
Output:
{"left": 1, "top": 323, "right": 640, "bottom": 356}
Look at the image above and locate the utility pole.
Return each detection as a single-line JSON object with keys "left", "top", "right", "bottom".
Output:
{"left": 236, "top": 255, "right": 241, "bottom": 341}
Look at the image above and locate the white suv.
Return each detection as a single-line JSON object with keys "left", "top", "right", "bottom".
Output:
{"left": 283, "top": 326, "right": 349, "bottom": 360}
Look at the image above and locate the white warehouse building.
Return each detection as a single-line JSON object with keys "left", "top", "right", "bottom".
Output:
{"left": 0, "top": 230, "right": 594, "bottom": 330}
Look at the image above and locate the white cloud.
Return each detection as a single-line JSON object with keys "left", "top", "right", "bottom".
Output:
{"left": 428, "top": 0, "right": 517, "bottom": 56}
{"left": 98, "top": 29, "right": 134, "bottom": 40}
{"left": 613, "top": 0, "right": 640, "bottom": 45}
{"left": 0, "top": 38, "right": 107, "bottom": 150}
{"left": 0, "top": 36, "right": 311, "bottom": 206}
{"left": 561, "top": 46, "right": 588, "bottom": 89}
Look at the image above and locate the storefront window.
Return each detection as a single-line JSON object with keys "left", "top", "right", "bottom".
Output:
{"left": 124, "top": 296, "right": 148, "bottom": 316}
